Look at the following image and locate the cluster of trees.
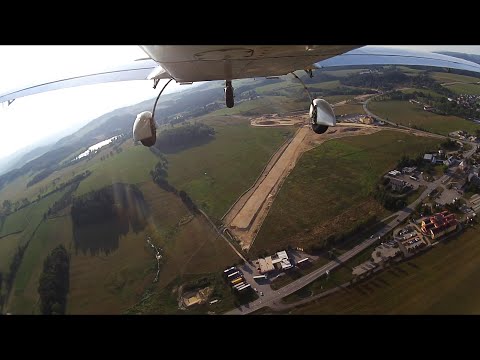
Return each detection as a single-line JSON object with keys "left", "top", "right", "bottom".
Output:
{"left": 440, "top": 138, "right": 459, "bottom": 151}
{"left": 150, "top": 155, "right": 177, "bottom": 194}
{"left": 465, "top": 179, "right": 480, "bottom": 194}
{"left": 411, "top": 73, "right": 453, "bottom": 96}
{"left": 0, "top": 271, "right": 4, "bottom": 310}
{"left": 374, "top": 186, "right": 407, "bottom": 211}
{"left": 382, "top": 90, "right": 418, "bottom": 101}
{"left": 71, "top": 184, "right": 148, "bottom": 255}
{"left": 46, "top": 183, "right": 80, "bottom": 217}
{"left": 35, "top": 171, "right": 92, "bottom": 218}
{"left": 429, "top": 96, "right": 480, "bottom": 119}
{"left": 314, "top": 87, "right": 370, "bottom": 98}
{"left": 1, "top": 198, "right": 31, "bottom": 215}
{"left": 149, "top": 156, "right": 199, "bottom": 213}
{"left": 179, "top": 190, "right": 198, "bottom": 213}
{"left": 306, "top": 215, "right": 379, "bottom": 254}
{"left": 71, "top": 183, "right": 146, "bottom": 227}
{"left": 341, "top": 69, "right": 409, "bottom": 90}
{"left": 0, "top": 143, "right": 80, "bottom": 192}
{"left": 152, "top": 123, "right": 215, "bottom": 153}
{"left": 183, "top": 276, "right": 212, "bottom": 293}
{"left": 38, "top": 245, "right": 70, "bottom": 315}
{"left": 397, "top": 154, "right": 425, "bottom": 168}
{"left": 2, "top": 199, "right": 12, "bottom": 215}
{"left": 27, "top": 167, "right": 56, "bottom": 187}
{"left": 344, "top": 70, "right": 455, "bottom": 97}
{"left": 4, "top": 243, "right": 28, "bottom": 298}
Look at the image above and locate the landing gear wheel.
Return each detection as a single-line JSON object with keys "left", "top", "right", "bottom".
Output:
{"left": 312, "top": 124, "right": 329, "bottom": 134}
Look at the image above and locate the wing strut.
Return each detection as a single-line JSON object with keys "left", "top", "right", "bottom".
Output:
{"left": 290, "top": 72, "right": 313, "bottom": 105}
{"left": 290, "top": 72, "right": 332, "bottom": 135}
{"left": 152, "top": 79, "right": 173, "bottom": 122}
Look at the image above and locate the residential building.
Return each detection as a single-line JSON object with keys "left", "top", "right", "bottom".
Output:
{"left": 421, "top": 211, "right": 458, "bottom": 240}
{"left": 424, "top": 154, "right": 436, "bottom": 163}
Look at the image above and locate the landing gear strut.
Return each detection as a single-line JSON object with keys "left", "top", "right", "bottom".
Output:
{"left": 225, "top": 80, "right": 234, "bottom": 108}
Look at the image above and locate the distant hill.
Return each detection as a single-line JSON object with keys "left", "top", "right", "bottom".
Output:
{"left": 0, "top": 75, "right": 327, "bottom": 190}
{"left": 436, "top": 51, "right": 480, "bottom": 66}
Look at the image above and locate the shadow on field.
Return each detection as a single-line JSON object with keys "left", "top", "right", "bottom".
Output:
{"left": 377, "top": 277, "right": 390, "bottom": 287}
{"left": 72, "top": 183, "right": 149, "bottom": 256}
{"left": 354, "top": 286, "right": 368, "bottom": 296}
{"left": 388, "top": 269, "right": 401, "bottom": 278}
{"left": 73, "top": 216, "right": 129, "bottom": 256}
{"left": 406, "top": 262, "right": 419, "bottom": 269}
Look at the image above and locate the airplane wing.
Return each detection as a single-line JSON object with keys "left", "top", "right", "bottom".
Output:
{"left": 314, "top": 46, "right": 480, "bottom": 73}
{"left": 2, "top": 45, "right": 480, "bottom": 105}
{"left": 0, "top": 58, "right": 170, "bottom": 104}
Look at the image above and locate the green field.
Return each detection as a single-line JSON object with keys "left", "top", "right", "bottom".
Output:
{"left": 430, "top": 71, "right": 480, "bottom": 84}
{"left": 0, "top": 233, "right": 22, "bottom": 274}
{"left": 444, "top": 83, "right": 480, "bottom": 95}
{"left": 324, "top": 95, "right": 358, "bottom": 104}
{"left": 7, "top": 216, "right": 73, "bottom": 314}
{"left": 0, "top": 140, "right": 132, "bottom": 205}
{"left": 287, "top": 226, "right": 480, "bottom": 314}
{"left": 395, "top": 66, "right": 424, "bottom": 75}
{"left": 252, "top": 130, "right": 442, "bottom": 255}
{"left": 3, "top": 113, "right": 286, "bottom": 313}
{"left": 4, "top": 179, "right": 239, "bottom": 314}
{"left": 68, "top": 182, "right": 236, "bottom": 314}
{"left": 255, "top": 81, "right": 302, "bottom": 95}
{"left": 0, "top": 188, "right": 68, "bottom": 239}
{"left": 401, "top": 88, "right": 443, "bottom": 98}
{"left": 282, "top": 239, "right": 382, "bottom": 303}
{"left": 76, "top": 141, "right": 159, "bottom": 196}
{"left": 368, "top": 100, "right": 480, "bottom": 135}
{"left": 323, "top": 69, "right": 368, "bottom": 77}
{"left": 166, "top": 116, "right": 294, "bottom": 220}
{"left": 210, "top": 96, "right": 308, "bottom": 116}
{"left": 310, "top": 80, "right": 342, "bottom": 90}
{"left": 334, "top": 103, "right": 366, "bottom": 116}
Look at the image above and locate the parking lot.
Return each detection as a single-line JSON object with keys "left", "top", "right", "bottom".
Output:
{"left": 469, "top": 194, "right": 480, "bottom": 213}
{"left": 436, "top": 187, "right": 461, "bottom": 205}
{"left": 385, "top": 173, "right": 422, "bottom": 191}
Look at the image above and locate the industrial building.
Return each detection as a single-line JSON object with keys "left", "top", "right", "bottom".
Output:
{"left": 389, "top": 177, "right": 411, "bottom": 192}
{"left": 256, "top": 250, "right": 293, "bottom": 274}
{"left": 421, "top": 211, "right": 458, "bottom": 240}
{"left": 423, "top": 154, "right": 437, "bottom": 163}
{"left": 359, "top": 115, "right": 374, "bottom": 124}
{"left": 402, "top": 167, "right": 417, "bottom": 174}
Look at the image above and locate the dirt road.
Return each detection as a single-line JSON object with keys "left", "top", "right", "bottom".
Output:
{"left": 225, "top": 120, "right": 380, "bottom": 250}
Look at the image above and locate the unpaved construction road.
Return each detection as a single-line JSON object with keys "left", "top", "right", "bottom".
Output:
{"left": 224, "top": 118, "right": 380, "bottom": 250}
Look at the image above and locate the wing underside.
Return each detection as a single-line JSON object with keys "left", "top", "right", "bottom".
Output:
{"left": 315, "top": 46, "right": 480, "bottom": 74}
{"left": 0, "top": 59, "right": 164, "bottom": 104}
{"left": 2, "top": 46, "right": 480, "bottom": 105}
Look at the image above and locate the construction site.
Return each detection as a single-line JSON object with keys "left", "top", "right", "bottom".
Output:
{"left": 222, "top": 112, "right": 382, "bottom": 250}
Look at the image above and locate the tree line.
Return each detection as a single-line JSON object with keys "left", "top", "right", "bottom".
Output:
{"left": 71, "top": 183, "right": 146, "bottom": 227}
{"left": 152, "top": 123, "right": 215, "bottom": 153}
{"left": 150, "top": 155, "right": 199, "bottom": 214}
{"left": 2, "top": 242, "right": 29, "bottom": 308}
{"left": 306, "top": 215, "right": 379, "bottom": 254}
{"left": 38, "top": 245, "right": 70, "bottom": 315}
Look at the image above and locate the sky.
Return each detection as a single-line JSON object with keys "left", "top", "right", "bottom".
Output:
{"left": 1, "top": 45, "right": 480, "bottom": 160}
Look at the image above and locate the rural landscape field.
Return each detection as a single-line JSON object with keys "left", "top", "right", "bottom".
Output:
{"left": 2, "top": 49, "right": 480, "bottom": 315}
